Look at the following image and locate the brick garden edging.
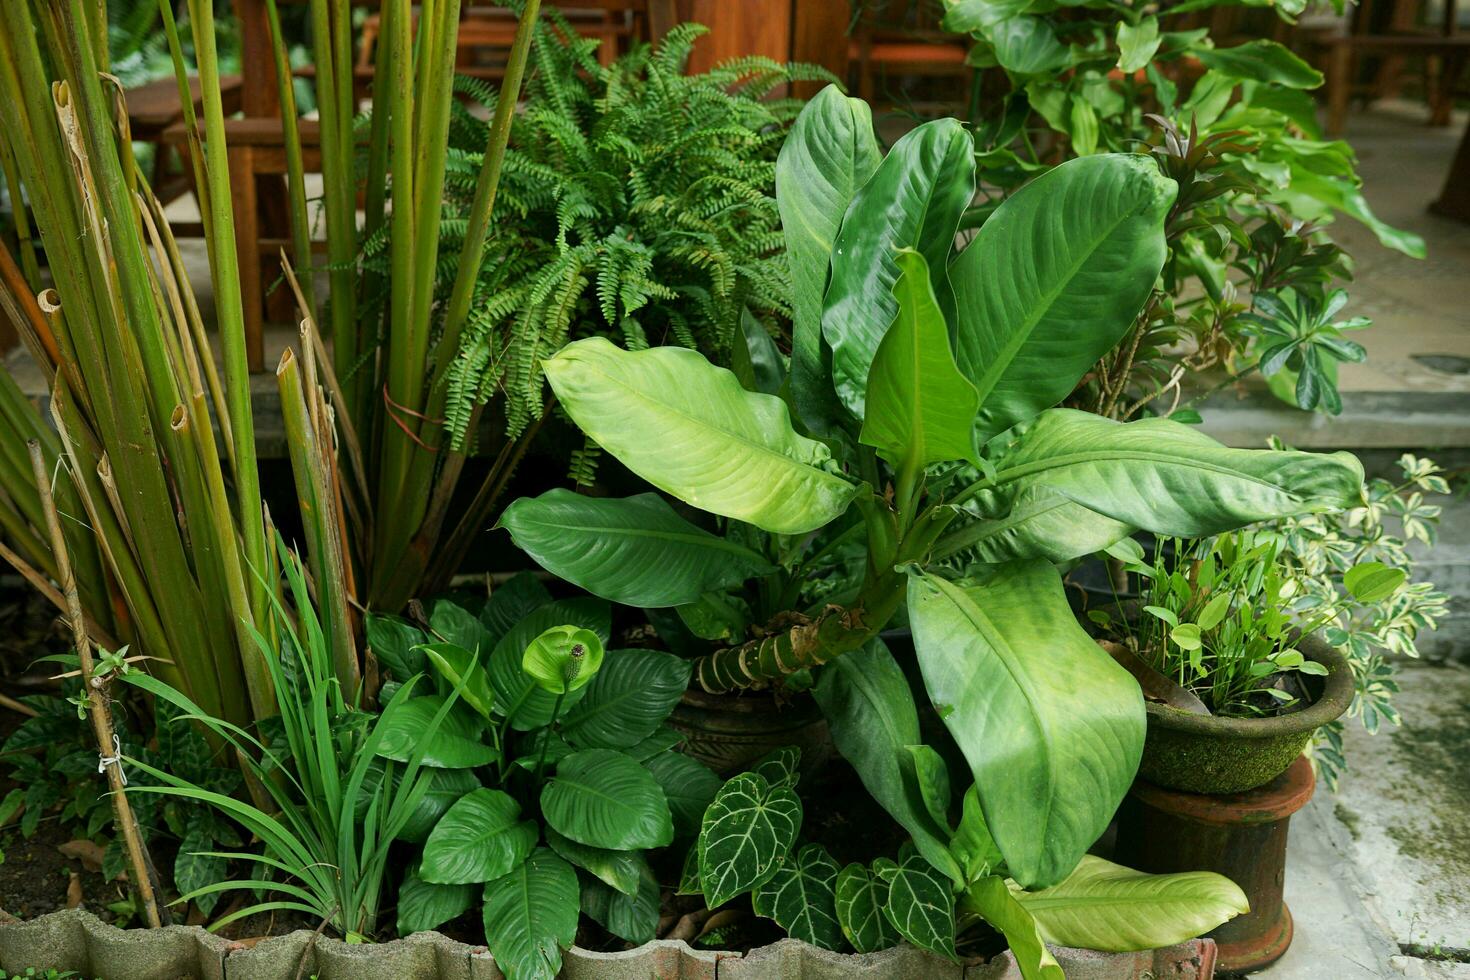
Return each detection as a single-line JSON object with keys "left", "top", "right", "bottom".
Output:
{"left": 0, "top": 908, "right": 1217, "bottom": 979}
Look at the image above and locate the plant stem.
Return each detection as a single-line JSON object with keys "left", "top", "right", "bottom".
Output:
{"left": 29, "top": 441, "right": 164, "bottom": 929}
{"left": 531, "top": 693, "right": 565, "bottom": 785}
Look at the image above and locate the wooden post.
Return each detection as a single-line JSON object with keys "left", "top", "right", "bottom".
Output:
{"left": 29, "top": 442, "right": 164, "bottom": 929}
{"left": 791, "top": 0, "right": 851, "bottom": 98}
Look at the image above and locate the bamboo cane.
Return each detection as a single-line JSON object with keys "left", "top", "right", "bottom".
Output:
{"left": 29, "top": 440, "right": 162, "bottom": 929}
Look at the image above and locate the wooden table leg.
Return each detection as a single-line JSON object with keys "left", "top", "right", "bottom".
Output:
{"left": 228, "top": 144, "right": 265, "bottom": 373}
{"left": 1326, "top": 40, "right": 1353, "bottom": 138}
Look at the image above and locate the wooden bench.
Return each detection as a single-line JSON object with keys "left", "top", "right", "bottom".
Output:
{"left": 160, "top": 117, "right": 324, "bottom": 372}
{"left": 125, "top": 74, "right": 242, "bottom": 204}
{"left": 1324, "top": 35, "right": 1470, "bottom": 135}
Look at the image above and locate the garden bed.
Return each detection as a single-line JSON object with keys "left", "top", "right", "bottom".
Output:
{"left": 0, "top": 908, "right": 1217, "bottom": 980}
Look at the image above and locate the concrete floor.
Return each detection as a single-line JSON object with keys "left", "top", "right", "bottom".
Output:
{"left": 1256, "top": 103, "right": 1470, "bottom": 980}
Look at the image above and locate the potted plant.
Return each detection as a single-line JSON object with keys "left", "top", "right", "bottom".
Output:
{"left": 1093, "top": 530, "right": 1389, "bottom": 972}
{"left": 494, "top": 88, "right": 1366, "bottom": 977}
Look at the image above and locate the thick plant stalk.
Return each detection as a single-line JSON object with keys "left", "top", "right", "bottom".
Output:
{"left": 29, "top": 441, "right": 163, "bottom": 929}
{"left": 263, "top": 0, "right": 317, "bottom": 326}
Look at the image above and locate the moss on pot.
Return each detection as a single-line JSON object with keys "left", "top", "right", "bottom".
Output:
{"left": 1137, "top": 633, "right": 1353, "bottom": 795}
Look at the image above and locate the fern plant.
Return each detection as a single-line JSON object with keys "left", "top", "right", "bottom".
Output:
{"left": 434, "top": 19, "right": 830, "bottom": 450}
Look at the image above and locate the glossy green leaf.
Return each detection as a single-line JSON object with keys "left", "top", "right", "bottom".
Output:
{"left": 580, "top": 862, "right": 661, "bottom": 945}
{"left": 487, "top": 599, "right": 608, "bottom": 731}
{"left": 545, "top": 826, "right": 642, "bottom": 896}
{"left": 375, "top": 697, "right": 499, "bottom": 769}
{"left": 625, "top": 726, "right": 684, "bottom": 761}
{"left": 698, "top": 771, "right": 802, "bottom": 906}
{"left": 1015, "top": 856, "right": 1249, "bottom": 951}
{"left": 559, "top": 648, "right": 692, "bottom": 749}
{"left": 481, "top": 849, "right": 579, "bottom": 980}
{"left": 1116, "top": 17, "right": 1161, "bottom": 73}
{"left": 813, "top": 641, "right": 962, "bottom": 884}
{"left": 365, "top": 613, "right": 427, "bottom": 681}
{"left": 951, "top": 785, "right": 1005, "bottom": 882}
{"left": 777, "top": 85, "right": 882, "bottom": 434}
{"left": 498, "top": 490, "right": 773, "bottom": 608}
{"left": 419, "top": 642, "right": 495, "bottom": 719}
{"left": 421, "top": 788, "right": 537, "bottom": 884}
{"left": 522, "top": 625, "right": 605, "bottom": 695}
{"left": 908, "top": 564, "right": 1144, "bottom": 887}
{"left": 429, "top": 600, "right": 492, "bottom": 654}
{"left": 822, "top": 119, "right": 974, "bottom": 418}
{"left": 906, "top": 744, "right": 953, "bottom": 834}
{"left": 985, "top": 409, "right": 1364, "bottom": 538}
{"left": 962, "top": 876, "right": 1062, "bottom": 980}
{"left": 1344, "top": 561, "right": 1406, "bottom": 603}
{"left": 398, "top": 860, "right": 474, "bottom": 935}
{"left": 860, "top": 250, "right": 980, "bottom": 469}
{"left": 479, "top": 572, "right": 553, "bottom": 645}
{"left": 989, "top": 16, "right": 1069, "bottom": 75}
{"left": 874, "top": 850, "right": 958, "bottom": 960}
{"left": 749, "top": 745, "right": 801, "bottom": 790}
{"left": 835, "top": 862, "right": 899, "bottom": 953}
{"left": 544, "top": 339, "right": 857, "bottom": 534}
{"left": 732, "top": 308, "right": 787, "bottom": 398}
{"left": 1196, "top": 40, "right": 1323, "bottom": 89}
{"left": 541, "top": 749, "right": 674, "bottom": 850}
{"left": 357, "top": 763, "right": 481, "bottom": 843}
{"left": 642, "top": 751, "right": 722, "bottom": 838}
{"left": 752, "top": 843, "right": 846, "bottom": 951}
{"left": 951, "top": 154, "right": 1175, "bottom": 443}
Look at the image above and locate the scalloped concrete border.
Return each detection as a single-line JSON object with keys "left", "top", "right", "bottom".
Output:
{"left": 0, "top": 909, "right": 1215, "bottom": 979}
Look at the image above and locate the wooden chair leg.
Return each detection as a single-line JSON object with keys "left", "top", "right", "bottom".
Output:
{"left": 1326, "top": 40, "right": 1353, "bottom": 137}
{"left": 228, "top": 144, "right": 265, "bottom": 373}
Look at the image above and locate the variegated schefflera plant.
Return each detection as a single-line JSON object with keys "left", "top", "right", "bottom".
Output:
{"left": 499, "top": 87, "right": 1363, "bottom": 973}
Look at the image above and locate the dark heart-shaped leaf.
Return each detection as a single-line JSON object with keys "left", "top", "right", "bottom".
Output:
{"left": 752, "top": 843, "right": 846, "bottom": 951}
{"left": 698, "top": 771, "right": 802, "bottom": 907}
{"left": 836, "top": 862, "right": 899, "bottom": 953}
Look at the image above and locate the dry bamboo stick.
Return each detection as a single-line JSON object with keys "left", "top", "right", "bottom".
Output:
{"left": 28, "top": 440, "right": 162, "bottom": 928}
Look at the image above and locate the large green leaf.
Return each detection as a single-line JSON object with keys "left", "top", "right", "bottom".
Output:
{"left": 545, "top": 826, "right": 642, "bottom": 896}
{"left": 984, "top": 409, "right": 1364, "bottom": 537}
{"left": 544, "top": 339, "right": 857, "bottom": 534}
{"left": 642, "top": 751, "right": 722, "bottom": 838}
{"left": 375, "top": 697, "right": 499, "bottom": 769}
{"left": 397, "top": 860, "right": 474, "bottom": 936}
{"left": 951, "top": 786, "right": 1005, "bottom": 883}
{"left": 698, "top": 771, "right": 802, "bottom": 906}
{"left": 950, "top": 484, "right": 1132, "bottom": 565}
{"left": 479, "top": 572, "right": 553, "bottom": 645}
{"left": 908, "top": 564, "right": 1144, "bottom": 888}
{"left": 777, "top": 85, "right": 882, "bottom": 434}
{"left": 487, "top": 598, "right": 608, "bottom": 731}
{"left": 962, "top": 876, "right": 1062, "bottom": 980}
{"left": 874, "top": 850, "right": 958, "bottom": 960}
{"left": 860, "top": 250, "right": 980, "bottom": 470}
{"left": 989, "top": 16, "right": 1069, "bottom": 75}
{"left": 752, "top": 843, "right": 846, "bottom": 951}
{"left": 365, "top": 613, "right": 427, "bottom": 681}
{"left": 482, "top": 849, "right": 579, "bottom": 980}
{"left": 813, "top": 641, "right": 962, "bottom": 884}
{"left": 559, "top": 648, "right": 692, "bottom": 749}
{"left": 1196, "top": 40, "right": 1323, "bottom": 89}
{"left": 580, "top": 862, "right": 661, "bottom": 945}
{"left": 835, "top": 862, "right": 899, "bottom": 953}
{"left": 498, "top": 491, "right": 773, "bottom": 608}
{"left": 421, "top": 788, "right": 537, "bottom": 884}
{"left": 541, "top": 748, "right": 674, "bottom": 850}
{"left": 821, "top": 119, "right": 974, "bottom": 418}
{"left": 1016, "top": 856, "right": 1248, "bottom": 951}
{"left": 951, "top": 154, "right": 1175, "bottom": 443}
{"left": 357, "top": 763, "right": 480, "bottom": 844}
{"left": 419, "top": 642, "right": 495, "bottom": 719}
{"left": 429, "top": 600, "right": 492, "bottom": 655}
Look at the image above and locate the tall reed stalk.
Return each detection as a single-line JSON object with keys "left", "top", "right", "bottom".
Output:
{"left": 0, "top": 1, "right": 358, "bottom": 738}
{"left": 276, "top": 0, "right": 543, "bottom": 612}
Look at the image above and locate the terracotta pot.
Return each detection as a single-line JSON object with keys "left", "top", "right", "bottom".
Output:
{"left": 1115, "top": 756, "right": 1315, "bottom": 975}
{"left": 1137, "top": 632, "right": 1353, "bottom": 795}
{"left": 668, "top": 687, "right": 833, "bottom": 777}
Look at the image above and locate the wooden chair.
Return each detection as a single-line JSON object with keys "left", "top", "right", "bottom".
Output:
{"left": 847, "top": 0, "right": 970, "bottom": 104}
{"left": 159, "top": 118, "right": 325, "bottom": 372}
{"left": 125, "top": 74, "right": 243, "bottom": 205}
{"left": 1318, "top": 0, "right": 1468, "bottom": 135}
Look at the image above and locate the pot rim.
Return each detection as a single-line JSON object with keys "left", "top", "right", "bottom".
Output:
{"left": 1143, "top": 631, "right": 1353, "bottom": 740}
